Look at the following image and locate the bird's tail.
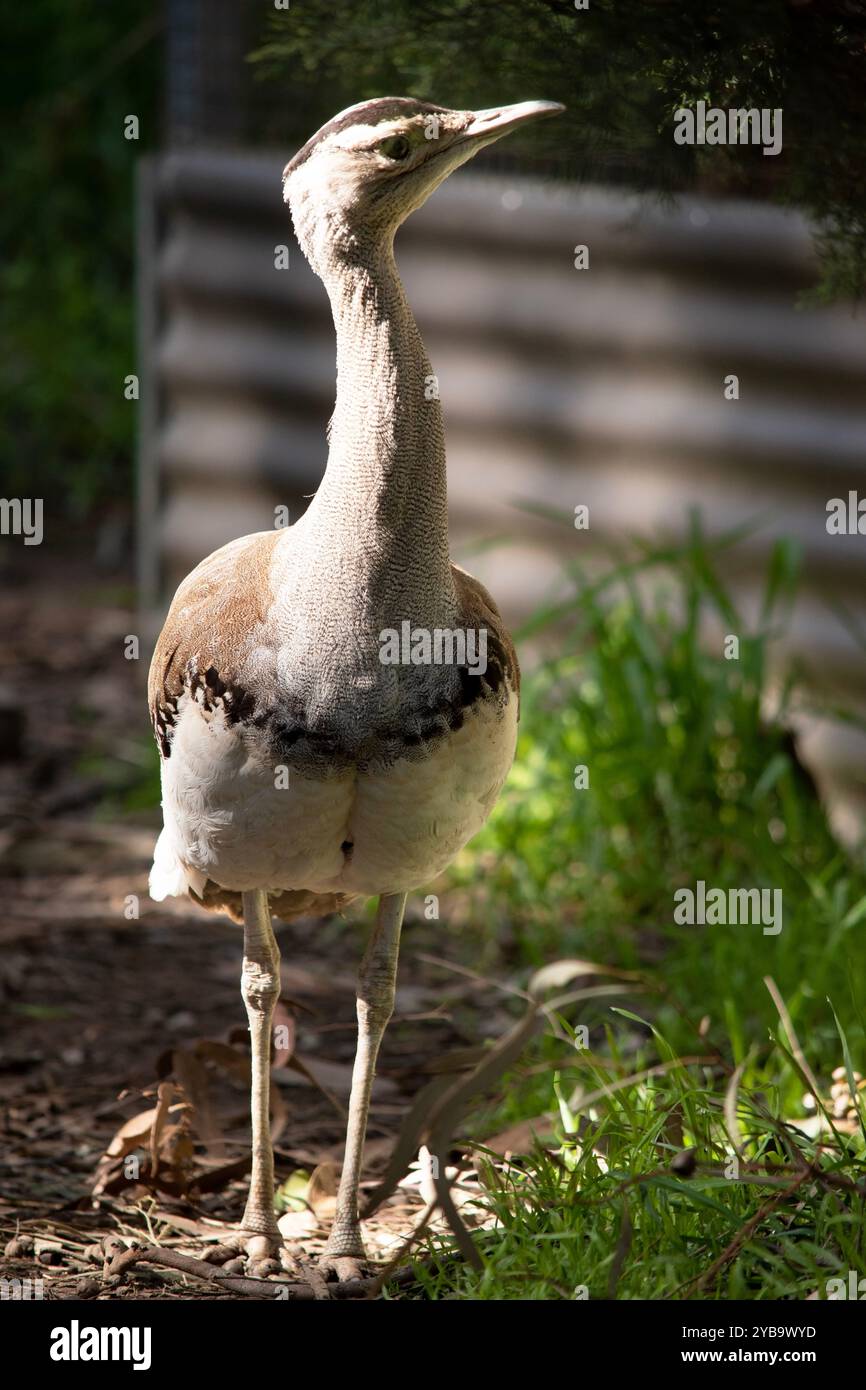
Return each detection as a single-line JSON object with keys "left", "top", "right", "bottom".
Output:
{"left": 149, "top": 827, "right": 206, "bottom": 901}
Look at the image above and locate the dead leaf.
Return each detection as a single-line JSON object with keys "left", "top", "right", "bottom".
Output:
{"left": 482, "top": 1113, "right": 557, "bottom": 1156}
{"left": 150, "top": 1081, "right": 178, "bottom": 1178}
{"left": 104, "top": 1107, "right": 159, "bottom": 1159}
{"left": 529, "top": 958, "right": 639, "bottom": 996}
{"left": 172, "top": 1049, "right": 218, "bottom": 1144}
{"left": 306, "top": 1162, "right": 338, "bottom": 1217}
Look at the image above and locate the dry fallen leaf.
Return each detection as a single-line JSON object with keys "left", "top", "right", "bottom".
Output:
{"left": 306, "top": 1161, "right": 339, "bottom": 1217}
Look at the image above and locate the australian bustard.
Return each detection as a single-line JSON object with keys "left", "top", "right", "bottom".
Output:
{"left": 148, "top": 97, "right": 564, "bottom": 1279}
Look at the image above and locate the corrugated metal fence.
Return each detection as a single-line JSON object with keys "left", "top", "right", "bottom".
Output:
{"left": 137, "top": 152, "right": 866, "bottom": 829}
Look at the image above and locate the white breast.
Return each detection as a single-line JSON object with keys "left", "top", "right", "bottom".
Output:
{"left": 150, "top": 686, "right": 517, "bottom": 903}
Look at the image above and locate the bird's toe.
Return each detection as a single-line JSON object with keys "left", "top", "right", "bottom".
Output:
{"left": 318, "top": 1253, "right": 368, "bottom": 1284}
{"left": 225, "top": 1227, "right": 287, "bottom": 1274}
{"left": 242, "top": 1231, "right": 280, "bottom": 1263}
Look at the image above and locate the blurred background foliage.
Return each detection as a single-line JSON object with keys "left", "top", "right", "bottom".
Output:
{"left": 3, "top": 1, "right": 864, "bottom": 520}
{"left": 0, "top": 2, "right": 160, "bottom": 516}
{"left": 252, "top": 0, "right": 866, "bottom": 299}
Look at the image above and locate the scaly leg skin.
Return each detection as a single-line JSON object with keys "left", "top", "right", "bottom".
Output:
{"left": 320, "top": 891, "right": 406, "bottom": 1283}
{"left": 233, "top": 889, "right": 288, "bottom": 1275}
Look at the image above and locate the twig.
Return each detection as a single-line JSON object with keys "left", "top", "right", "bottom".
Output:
{"left": 425, "top": 1004, "right": 542, "bottom": 1270}
{"left": 606, "top": 1197, "right": 632, "bottom": 1300}
{"left": 365, "top": 1198, "right": 439, "bottom": 1298}
{"left": 684, "top": 1167, "right": 812, "bottom": 1296}
{"left": 764, "top": 975, "right": 822, "bottom": 1099}
{"left": 105, "top": 1242, "right": 415, "bottom": 1300}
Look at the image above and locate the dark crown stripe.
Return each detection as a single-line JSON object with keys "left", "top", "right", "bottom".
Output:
{"left": 283, "top": 98, "right": 449, "bottom": 178}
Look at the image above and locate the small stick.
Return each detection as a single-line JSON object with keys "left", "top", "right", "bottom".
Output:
{"left": 106, "top": 1242, "right": 412, "bottom": 1300}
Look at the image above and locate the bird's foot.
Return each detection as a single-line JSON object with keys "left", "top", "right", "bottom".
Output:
{"left": 318, "top": 1224, "right": 370, "bottom": 1285}
{"left": 220, "top": 1228, "right": 300, "bottom": 1279}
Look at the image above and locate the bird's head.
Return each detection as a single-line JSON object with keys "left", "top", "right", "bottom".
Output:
{"left": 283, "top": 97, "right": 564, "bottom": 272}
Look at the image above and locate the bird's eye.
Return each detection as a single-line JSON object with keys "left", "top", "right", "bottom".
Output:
{"left": 378, "top": 134, "right": 411, "bottom": 161}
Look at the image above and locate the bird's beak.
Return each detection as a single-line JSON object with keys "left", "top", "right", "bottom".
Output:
{"left": 460, "top": 100, "right": 565, "bottom": 145}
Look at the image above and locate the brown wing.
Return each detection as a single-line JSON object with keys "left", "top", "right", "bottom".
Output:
{"left": 148, "top": 530, "right": 282, "bottom": 759}
{"left": 148, "top": 529, "right": 359, "bottom": 924}
{"left": 451, "top": 563, "right": 520, "bottom": 709}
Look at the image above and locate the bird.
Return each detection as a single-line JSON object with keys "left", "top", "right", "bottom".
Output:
{"left": 147, "top": 96, "right": 564, "bottom": 1281}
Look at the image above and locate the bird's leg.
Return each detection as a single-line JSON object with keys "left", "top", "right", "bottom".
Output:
{"left": 237, "top": 888, "right": 282, "bottom": 1265}
{"left": 321, "top": 891, "right": 406, "bottom": 1278}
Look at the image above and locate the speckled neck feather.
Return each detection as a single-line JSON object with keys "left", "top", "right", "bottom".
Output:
{"left": 287, "top": 223, "right": 457, "bottom": 640}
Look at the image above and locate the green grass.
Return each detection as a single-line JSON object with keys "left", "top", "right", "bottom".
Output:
{"left": 426, "top": 521, "right": 866, "bottom": 1300}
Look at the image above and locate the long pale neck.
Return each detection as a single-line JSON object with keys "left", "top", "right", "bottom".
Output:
{"left": 300, "top": 239, "right": 457, "bottom": 629}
